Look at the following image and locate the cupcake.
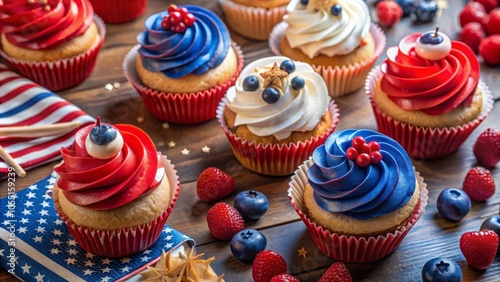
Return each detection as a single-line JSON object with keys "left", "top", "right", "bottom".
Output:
{"left": 218, "top": 0, "right": 288, "bottom": 41}
{"left": 89, "top": 0, "right": 147, "bottom": 24}
{"left": 217, "top": 56, "right": 340, "bottom": 176}
{"left": 0, "top": 0, "right": 105, "bottom": 91}
{"left": 269, "top": 0, "right": 386, "bottom": 98}
{"left": 288, "top": 129, "right": 428, "bottom": 263}
{"left": 52, "top": 118, "right": 180, "bottom": 257}
{"left": 124, "top": 4, "right": 244, "bottom": 124}
{"left": 365, "top": 29, "right": 494, "bottom": 158}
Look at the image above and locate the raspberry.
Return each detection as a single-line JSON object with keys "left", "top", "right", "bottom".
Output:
{"left": 319, "top": 262, "right": 353, "bottom": 282}
{"left": 459, "top": 22, "right": 486, "bottom": 53}
{"left": 473, "top": 128, "right": 500, "bottom": 167}
{"left": 463, "top": 166, "right": 496, "bottom": 202}
{"left": 479, "top": 34, "right": 500, "bottom": 66}
{"left": 196, "top": 167, "right": 235, "bottom": 202}
{"left": 459, "top": 1, "right": 488, "bottom": 27}
{"left": 376, "top": 1, "right": 403, "bottom": 27}
{"left": 460, "top": 229, "right": 499, "bottom": 269}
{"left": 252, "top": 250, "right": 287, "bottom": 282}
{"left": 206, "top": 202, "right": 244, "bottom": 240}
{"left": 485, "top": 8, "right": 500, "bottom": 35}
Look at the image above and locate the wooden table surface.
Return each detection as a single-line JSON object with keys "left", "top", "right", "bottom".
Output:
{"left": 1, "top": 0, "right": 500, "bottom": 281}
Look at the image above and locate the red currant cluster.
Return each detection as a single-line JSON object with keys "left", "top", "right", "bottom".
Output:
{"left": 345, "top": 136, "right": 382, "bottom": 167}
{"left": 161, "top": 4, "right": 195, "bottom": 33}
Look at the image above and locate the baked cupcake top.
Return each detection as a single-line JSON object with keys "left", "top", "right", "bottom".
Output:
{"left": 137, "top": 4, "right": 231, "bottom": 79}
{"left": 308, "top": 129, "right": 416, "bottom": 220}
{"left": 225, "top": 56, "right": 330, "bottom": 140}
{"left": 283, "top": 0, "right": 370, "bottom": 59}
{"left": 54, "top": 118, "right": 164, "bottom": 210}
{"left": 0, "top": 0, "right": 94, "bottom": 50}
{"left": 380, "top": 29, "right": 480, "bottom": 115}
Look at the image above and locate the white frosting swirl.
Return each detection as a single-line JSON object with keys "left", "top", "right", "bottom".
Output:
{"left": 283, "top": 0, "right": 371, "bottom": 58}
{"left": 226, "top": 56, "right": 330, "bottom": 141}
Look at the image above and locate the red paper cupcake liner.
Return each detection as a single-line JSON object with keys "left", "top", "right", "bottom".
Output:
{"left": 53, "top": 156, "right": 181, "bottom": 257}
{"left": 288, "top": 158, "right": 428, "bottom": 263}
{"left": 0, "top": 15, "right": 106, "bottom": 92}
{"left": 124, "top": 43, "right": 244, "bottom": 124}
{"left": 217, "top": 100, "right": 340, "bottom": 176}
{"left": 218, "top": 0, "right": 287, "bottom": 41}
{"left": 365, "top": 68, "right": 494, "bottom": 159}
{"left": 89, "top": 0, "right": 147, "bottom": 24}
{"left": 269, "top": 22, "right": 386, "bottom": 98}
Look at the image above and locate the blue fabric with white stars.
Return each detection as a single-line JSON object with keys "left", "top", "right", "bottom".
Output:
{"left": 0, "top": 173, "right": 193, "bottom": 282}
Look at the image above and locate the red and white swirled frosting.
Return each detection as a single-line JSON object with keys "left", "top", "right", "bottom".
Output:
{"left": 380, "top": 33, "right": 480, "bottom": 115}
{"left": 0, "top": 0, "right": 94, "bottom": 50}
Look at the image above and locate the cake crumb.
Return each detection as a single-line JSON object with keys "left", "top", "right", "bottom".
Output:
{"left": 298, "top": 247, "right": 308, "bottom": 258}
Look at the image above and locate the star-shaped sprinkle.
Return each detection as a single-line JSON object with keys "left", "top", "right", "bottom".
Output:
{"left": 113, "top": 82, "right": 121, "bottom": 89}
{"left": 202, "top": 145, "right": 210, "bottom": 153}
{"left": 104, "top": 83, "right": 113, "bottom": 91}
{"left": 136, "top": 116, "right": 144, "bottom": 123}
{"left": 181, "top": 148, "right": 190, "bottom": 155}
{"left": 260, "top": 63, "right": 288, "bottom": 89}
{"left": 298, "top": 247, "right": 308, "bottom": 258}
{"left": 162, "top": 122, "right": 170, "bottom": 129}
{"left": 168, "top": 141, "right": 176, "bottom": 148}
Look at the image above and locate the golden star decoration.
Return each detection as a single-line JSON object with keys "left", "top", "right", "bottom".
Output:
{"left": 260, "top": 63, "right": 288, "bottom": 90}
{"left": 181, "top": 148, "right": 190, "bottom": 155}
{"left": 298, "top": 247, "right": 308, "bottom": 258}
{"left": 167, "top": 141, "right": 176, "bottom": 148}
{"left": 201, "top": 145, "right": 210, "bottom": 153}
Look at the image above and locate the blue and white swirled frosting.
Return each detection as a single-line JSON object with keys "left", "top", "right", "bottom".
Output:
{"left": 308, "top": 129, "right": 416, "bottom": 220}
{"left": 137, "top": 5, "right": 231, "bottom": 78}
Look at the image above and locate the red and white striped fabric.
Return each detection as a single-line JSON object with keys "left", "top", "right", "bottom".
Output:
{"left": 0, "top": 64, "right": 94, "bottom": 175}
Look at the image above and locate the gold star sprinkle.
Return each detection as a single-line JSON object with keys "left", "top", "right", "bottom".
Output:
{"left": 162, "top": 123, "right": 170, "bottom": 129}
{"left": 167, "top": 141, "right": 176, "bottom": 148}
{"left": 113, "top": 82, "right": 121, "bottom": 89}
{"left": 201, "top": 146, "right": 210, "bottom": 154}
{"left": 136, "top": 116, "right": 144, "bottom": 123}
{"left": 260, "top": 63, "right": 288, "bottom": 90}
{"left": 298, "top": 247, "right": 308, "bottom": 258}
{"left": 181, "top": 148, "right": 190, "bottom": 155}
{"left": 104, "top": 83, "right": 113, "bottom": 91}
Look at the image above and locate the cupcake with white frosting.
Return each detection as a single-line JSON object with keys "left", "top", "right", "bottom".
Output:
{"left": 217, "top": 56, "right": 340, "bottom": 176}
{"left": 269, "top": 0, "right": 386, "bottom": 97}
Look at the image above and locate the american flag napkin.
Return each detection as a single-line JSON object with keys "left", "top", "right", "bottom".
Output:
{"left": 0, "top": 173, "right": 193, "bottom": 282}
{"left": 0, "top": 64, "right": 95, "bottom": 175}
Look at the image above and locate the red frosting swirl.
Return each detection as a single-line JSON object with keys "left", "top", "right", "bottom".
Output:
{"left": 0, "top": 0, "right": 94, "bottom": 50}
{"left": 54, "top": 124, "right": 164, "bottom": 211}
{"left": 380, "top": 33, "right": 480, "bottom": 115}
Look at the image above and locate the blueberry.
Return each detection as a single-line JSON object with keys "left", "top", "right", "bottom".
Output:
{"left": 242, "top": 75, "right": 259, "bottom": 91}
{"left": 419, "top": 31, "right": 443, "bottom": 45}
{"left": 436, "top": 188, "right": 471, "bottom": 222}
{"left": 396, "top": 0, "right": 415, "bottom": 17}
{"left": 234, "top": 190, "right": 269, "bottom": 220}
{"left": 262, "top": 87, "right": 280, "bottom": 104}
{"left": 413, "top": 0, "right": 438, "bottom": 23}
{"left": 90, "top": 123, "right": 117, "bottom": 145}
{"left": 300, "top": 0, "right": 308, "bottom": 5}
{"left": 291, "top": 76, "right": 305, "bottom": 91}
{"left": 422, "top": 258, "right": 462, "bottom": 282}
{"left": 230, "top": 229, "right": 266, "bottom": 261}
{"left": 330, "top": 4, "right": 342, "bottom": 16}
{"left": 481, "top": 216, "right": 500, "bottom": 252}
{"left": 279, "top": 60, "right": 295, "bottom": 74}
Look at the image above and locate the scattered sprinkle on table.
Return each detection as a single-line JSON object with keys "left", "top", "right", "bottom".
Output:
{"left": 136, "top": 116, "right": 144, "bottom": 123}
{"left": 168, "top": 141, "right": 176, "bottom": 148}
{"left": 104, "top": 83, "right": 113, "bottom": 91}
{"left": 201, "top": 145, "right": 211, "bottom": 153}
{"left": 162, "top": 123, "right": 170, "bottom": 129}
{"left": 298, "top": 247, "right": 308, "bottom": 258}
{"left": 181, "top": 148, "right": 190, "bottom": 155}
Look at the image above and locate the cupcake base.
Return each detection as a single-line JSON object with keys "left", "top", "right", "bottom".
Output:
{"left": 269, "top": 22, "right": 386, "bottom": 98}
{"left": 218, "top": 0, "right": 287, "bottom": 41}
{"left": 53, "top": 156, "right": 180, "bottom": 257}
{"left": 124, "top": 43, "right": 244, "bottom": 124}
{"left": 288, "top": 158, "right": 428, "bottom": 263}
{"left": 365, "top": 68, "right": 494, "bottom": 159}
{"left": 0, "top": 15, "right": 106, "bottom": 92}
{"left": 217, "top": 100, "right": 340, "bottom": 176}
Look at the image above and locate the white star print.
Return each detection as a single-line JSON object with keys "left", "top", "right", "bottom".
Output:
{"left": 120, "top": 266, "right": 130, "bottom": 272}
{"left": 50, "top": 248, "right": 60, "bottom": 255}
{"left": 20, "top": 218, "right": 29, "bottom": 224}
{"left": 68, "top": 239, "right": 77, "bottom": 246}
{"left": 39, "top": 210, "right": 48, "bottom": 216}
{"left": 0, "top": 249, "right": 4, "bottom": 256}
{"left": 52, "top": 229, "right": 62, "bottom": 236}
{"left": 166, "top": 235, "right": 172, "bottom": 240}
{"left": 101, "top": 258, "right": 111, "bottom": 265}
{"left": 21, "top": 209, "right": 31, "bottom": 215}
{"left": 102, "top": 267, "right": 112, "bottom": 273}
{"left": 101, "top": 276, "right": 112, "bottom": 282}
{"left": 18, "top": 227, "right": 27, "bottom": 234}
{"left": 140, "top": 256, "right": 151, "bottom": 262}
{"left": 36, "top": 218, "right": 47, "bottom": 225}
{"left": 121, "top": 257, "right": 131, "bottom": 264}
{"left": 34, "top": 272, "right": 44, "bottom": 282}
{"left": 21, "top": 263, "right": 31, "bottom": 274}
{"left": 26, "top": 191, "right": 36, "bottom": 199}
{"left": 85, "top": 260, "right": 94, "bottom": 267}
{"left": 52, "top": 239, "right": 62, "bottom": 245}
{"left": 35, "top": 226, "right": 45, "bottom": 233}
{"left": 33, "top": 236, "right": 42, "bottom": 243}
{"left": 143, "top": 249, "right": 152, "bottom": 254}
{"left": 68, "top": 249, "right": 77, "bottom": 256}
{"left": 165, "top": 243, "right": 173, "bottom": 249}
{"left": 202, "top": 145, "right": 211, "bottom": 153}
{"left": 28, "top": 184, "right": 38, "bottom": 190}
{"left": 2, "top": 220, "right": 11, "bottom": 225}
{"left": 42, "top": 193, "right": 51, "bottom": 200}
{"left": 83, "top": 269, "right": 94, "bottom": 276}
{"left": 41, "top": 201, "right": 50, "bottom": 208}
{"left": 164, "top": 227, "right": 172, "bottom": 233}
{"left": 65, "top": 258, "right": 76, "bottom": 265}
{"left": 48, "top": 177, "right": 56, "bottom": 184}
{"left": 24, "top": 201, "right": 33, "bottom": 207}
{"left": 54, "top": 219, "right": 63, "bottom": 225}
{"left": 85, "top": 252, "right": 95, "bottom": 259}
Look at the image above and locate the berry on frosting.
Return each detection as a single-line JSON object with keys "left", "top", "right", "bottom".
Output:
{"left": 291, "top": 76, "right": 305, "bottom": 90}
{"left": 85, "top": 117, "right": 124, "bottom": 159}
{"left": 415, "top": 27, "right": 452, "bottom": 60}
{"left": 260, "top": 63, "right": 289, "bottom": 104}
{"left": 300, "top": 0, "right": 309, "bottom": 5}
{"left": 262, "top": 87, "right": 280, "bottom": 104}
{"left": 347, "top": 136, "right": 383, "bottom": 167}
{"left": 279, "top": 60, "right": 295, "bottom": 74}
{"left": 243, "top": 75, "right": 260, "bottom": 91}
{"left": 161, "top": 4, "right": 195, "bottom": 33}
{"left": 330, "top": 4, "right": 342, "bottom": 16}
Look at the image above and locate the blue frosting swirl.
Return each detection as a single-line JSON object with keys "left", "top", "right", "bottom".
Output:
{"left": 136, "top": 5, "right": 231, "bottom": 78}
{"left": 307, "top": 129, "right": 416, "bottom": 220}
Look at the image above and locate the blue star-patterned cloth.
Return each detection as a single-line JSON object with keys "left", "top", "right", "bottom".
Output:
{"left": 0, "top": 173, "right": 193, "bottom": 282}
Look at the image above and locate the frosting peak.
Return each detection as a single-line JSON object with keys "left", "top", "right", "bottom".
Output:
{"left": 137, "top": 5, "right": 231, "bottom": 79}
{"left": 0, "top": 0, "right": 94, "bottom": 50}
{"left": 226, "top": 56, "right": 330, "bottom": 140}
{"left": 308, "top": 129, "right": 416, "bottom": 220}
{"left": 283, "top": 0, "right": 371, "bottom": 58}
{"left": 380, "top": 33, "right": 480, "bottom": 115}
